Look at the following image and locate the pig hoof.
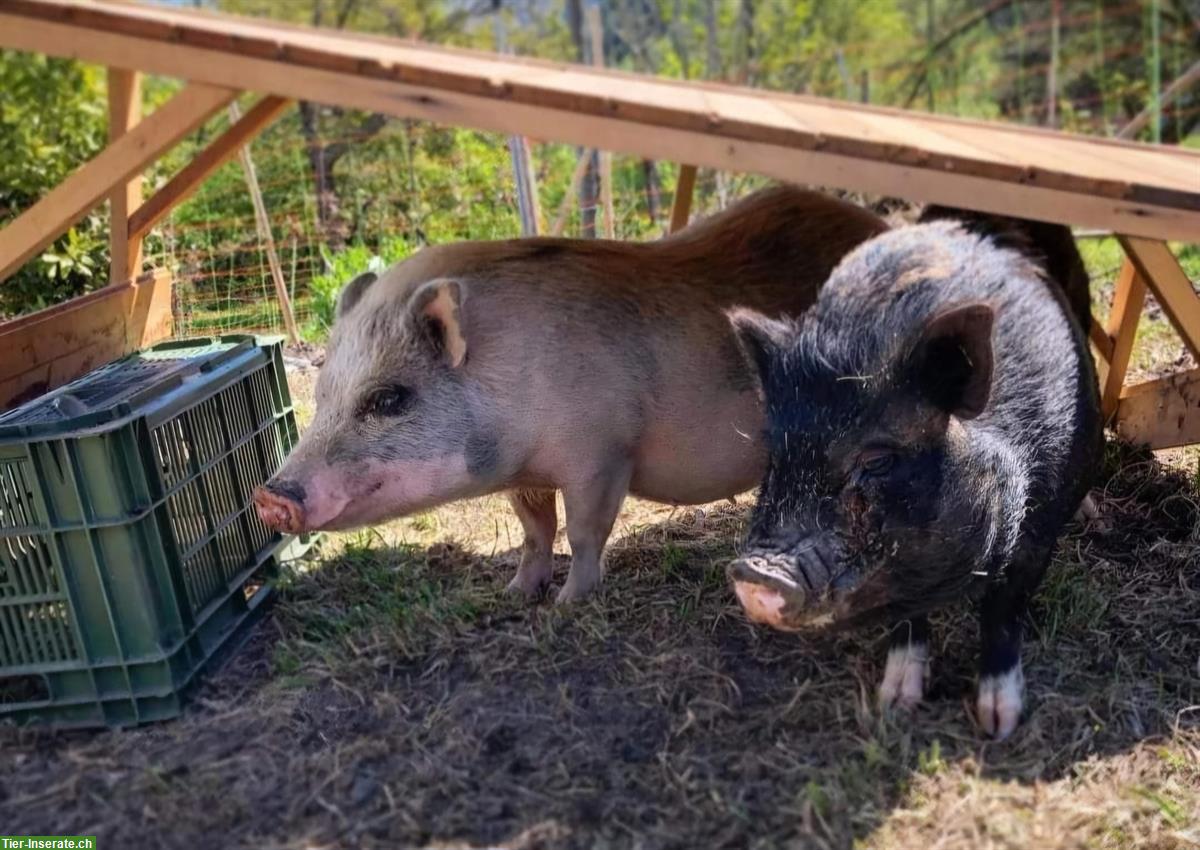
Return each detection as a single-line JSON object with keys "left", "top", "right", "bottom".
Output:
{"left": 976, "top": 664, "right": 1025, "bottom": 740}
{"left": 555, "top": 576, "right": 599, "bottom": 604}
{"left": 1073, "top": 493, "right": 1099, "bottom": 523}
{"left": 505, "top": 571, "right": 550, "bottom": 599}
{"left": 878, "top": 643, "right": 929, "bottom": 711}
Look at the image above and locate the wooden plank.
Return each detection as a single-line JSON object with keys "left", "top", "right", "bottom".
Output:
{"left": 1114, "top": 368, "right": 1200, "bottom": 450}
{"left": 670, "top": 165, "right": 697, "bottom": 234}
{"left": 1, "top": 4, "right": 1197, "bottom": 241}
{"left": 0, "top": 81, "right": 236, "bottom": 283}
{"left": 129, "top": 94, "right": 290, "bottom": 242}
{"left": 107, "top": 67, "right": 143, "bottom": 286}
{"left": 1118, "top": 236, "right": 1200, "bottom": 363}
{"left": 0, "top": 269, "right": 173, "bottom": 411}
{"left": 1100, "top": 259, "right": 1147, "bottom": 420}
{"left": 12, "top": 0, "right": 1200, "bottom": 163}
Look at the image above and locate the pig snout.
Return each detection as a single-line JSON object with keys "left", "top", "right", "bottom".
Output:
{"left": 254, "top": 479, "right": 308, "bottom": 534}
{"left": 728, "top": 552, "right": 808, "bottom": 630}
{"left": 728, "top": 537, "right": 846, "bottom": 631}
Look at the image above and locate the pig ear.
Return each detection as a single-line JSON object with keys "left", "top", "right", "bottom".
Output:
{"left": 336, "top": 271, "right": 378, "bottom": 320}
{"left": 410, "top": 279, "right": 468, "bottom": 368}
{"left": 728, "top": 308, "right": 795, "bottom": 385}
{"left": 908, "top": 302, "right": 994, "bottom": 420}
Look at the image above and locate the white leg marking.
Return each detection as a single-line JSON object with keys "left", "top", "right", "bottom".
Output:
{"left": 1073, "top": 493, "right": 1099, "bottom": 523}
{"left": 976, "top": 662, "right": 1025, "bottom": 740}
{"left": 878, "top": 642, "right": 929, "bottom": 711}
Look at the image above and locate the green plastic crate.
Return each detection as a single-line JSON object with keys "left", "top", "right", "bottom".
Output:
{"left": 0, "top": 335, "right": 310, "bottom": 728}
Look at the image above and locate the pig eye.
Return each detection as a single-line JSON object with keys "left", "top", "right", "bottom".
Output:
{"left": 857, "top": 449, "right": 896, "bottom": 477}
{"left": 360, "top": 385, "right": 411, "bottom": 418}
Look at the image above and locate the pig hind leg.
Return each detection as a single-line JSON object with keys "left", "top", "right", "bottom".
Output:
{"left": 879, "top": 615, "right": 931, "bottom": 711}
{"left": 506, "top": 489, "right": 558, "bottom": 598}
{"left": 976, "top": 581, "right": 1036, "bottom": 740}
{"left": 557, "top": 462, "right": 633, "bottom": 604}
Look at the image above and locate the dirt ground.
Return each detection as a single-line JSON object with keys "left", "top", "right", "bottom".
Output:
{"left": 2, "top": 348, "right": 1199, "bottom": 849}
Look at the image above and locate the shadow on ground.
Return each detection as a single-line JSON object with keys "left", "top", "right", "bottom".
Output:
{"left": 2, "top": 442, "right": 1197, "bottom": 849}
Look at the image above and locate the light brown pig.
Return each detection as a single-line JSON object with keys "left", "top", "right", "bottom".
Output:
{"left": 254, "top": 186, "right": 887, "bottom": 602}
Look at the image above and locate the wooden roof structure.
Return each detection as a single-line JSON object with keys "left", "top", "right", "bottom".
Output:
{"left": 1, "top": 0, "right": 1198, "bottom": 447}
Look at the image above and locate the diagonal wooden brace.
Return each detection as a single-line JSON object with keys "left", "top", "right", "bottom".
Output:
{"left": 0, "top": 82, "right": 237, "bottom": 284}
{"left": 129, "top": 94, "right": 291, "bottom": 243}
{"left": 1118, "top": 235, "right": 1200, "bottom": 363}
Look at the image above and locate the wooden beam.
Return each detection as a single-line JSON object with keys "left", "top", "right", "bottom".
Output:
{"left": 0, "top": 82, "right": 236, "bottom": 284}
{"left": 1118, "top": 236, "right": 1200, "bottom": 363}
{"left": 1100, "top": 259, "right": 1147, "bottom": 420}
{"left": 2, "top": 5, "right": 1197, "bottom": 241}
{"left": 1114, "top": 368, "right": 1200, "bottom": 450}
{"left": 670, "top": 165, "right": 698, "bottom": 234}
{"left": 107, "top": 68, "right": 143, "bottom": 287}
{"left": 0, "top": 269, "right": 173, "bottom": 411}
{"left": 129, "top": 94, "right": 291, "bottom": 243}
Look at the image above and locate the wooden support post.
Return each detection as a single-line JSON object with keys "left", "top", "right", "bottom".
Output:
{"left": 229, "top": 101, "right": 300, "bottom": 345}
{"left": 107, "top": 68, "right": 142, "bottom": 286}
{"left": 1118, "top": 235, "right": 1200, "bottom": 362}
{"left": 1101, "top": 259, "right": 1147, "bottom": 420}
{"left": 0, "top": 82, "right": 236, "bottom": 284}
{"left": 129, "top": 95, "right": 291, "bottom": 243}
{"left": 550, "top": 147, "right": 596, "bottom": 237}
{"left": 669, "top": 165, "right": 697, "bottom": 234}
{"left": 586, "top": 4, "right": 615, "bottom": 239}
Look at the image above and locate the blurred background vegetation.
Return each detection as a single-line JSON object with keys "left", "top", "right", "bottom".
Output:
{"left": 1, "top": 0, "right": 1197, "bottom": 340}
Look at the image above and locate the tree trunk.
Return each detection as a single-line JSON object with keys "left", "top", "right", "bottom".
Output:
{"left": 1046, "top": 0, "right": 1060, "bottom": 127}
{"left": 703, "top": 0, "right": 721, "bottom": 80}
{"left": 642, "top": 159, "right": 661, "bottom": 227}
{"left": 298, "top": 101, "right": 343, "bottom": 248}
{"left": 566, "top": 0, "right": 597, "bottom": 238}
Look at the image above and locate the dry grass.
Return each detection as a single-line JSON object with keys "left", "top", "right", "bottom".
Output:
{"left": 2, "top": 352, "right": 1198, "bottom": 849}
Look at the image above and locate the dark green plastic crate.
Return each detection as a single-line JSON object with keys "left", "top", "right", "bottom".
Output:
{"left": 0, "top": 335, "right": 309, "bottom": 728}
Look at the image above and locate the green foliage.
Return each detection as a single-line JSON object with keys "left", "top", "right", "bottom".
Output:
{"left": 0, "top": 50, "right": 108, "bottom": 315}
{"left": 305, "top": 236, "right": 415, "bottom": 339}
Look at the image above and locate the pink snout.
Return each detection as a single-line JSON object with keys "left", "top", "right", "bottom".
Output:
{"left": 254, "top": 484, "right": 307, "bottom": 534}
{"left": 733, "top": 580, "right": 791, "bottom": 629}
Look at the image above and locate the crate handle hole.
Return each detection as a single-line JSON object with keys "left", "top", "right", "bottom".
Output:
{"left": 0, "top": 674, "right": 51, "bottom": 706}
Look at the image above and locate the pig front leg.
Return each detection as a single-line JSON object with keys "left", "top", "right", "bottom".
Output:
{"left": 976, "top": 585, "right": 1029, "bottom": 740}
{"left": 506, "top": 489, "right": 558, "bottom": 598}
{"left": 878, "top": 616, "right": 930, "bottom": 711}
{"left": 557, "top": 462, "right": 633, "bottom": 604}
